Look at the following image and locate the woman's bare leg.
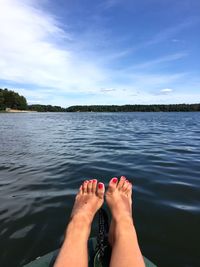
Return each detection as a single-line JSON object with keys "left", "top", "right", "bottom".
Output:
{"left": 54, "top": 179, "right": 105, "bottom": 267}
{"left": 106, "top": 176, "right": 145, "bottom": 267}
{"left": 108, "top": 219, "right": 115, "bottom": 246}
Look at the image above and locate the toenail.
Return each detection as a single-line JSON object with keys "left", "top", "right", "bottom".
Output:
{"left": 93, "top": 179, "right": 97, "bottom": 183}
{"left": 89, "top": 180, "right": 92, "bottom": 183}
{"left": 98, "top": 183, "right": 104, "bottom": 189}
{"left": 112, "top": 177, "right": 118, "bottom": 183}
{"left": 121, "top": 176, "right": 126, "bottom": 180}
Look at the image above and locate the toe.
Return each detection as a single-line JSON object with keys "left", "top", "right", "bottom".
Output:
{"left": 122, "top": 180, "right": 129, "bottom": 192}
{"left": 87, "top": 180, "right": 93, "bottom": 193}
{"left": 97, "top": 182, "right": 105, "bottom": 199}
{"left": 125, "top": 182, "right": 133, "bottom": 196}
{"left": 117, "top": 176, "right": 126, "bottom": 190}
{"left": 76, "top": 184, "right": 83, "bottom": 199}
{"left": 92, "top": 179, "right": 97, "bottom": 193}
{"left": 107, "top": 177, "right": 118, "bottom": 193}
{"left": 82, "top": 180, "right": 88, "bottom": 194}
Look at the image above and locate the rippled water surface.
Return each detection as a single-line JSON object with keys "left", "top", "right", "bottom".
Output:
{"left": 0, "top": 112, "right": 200, "bottom": 267}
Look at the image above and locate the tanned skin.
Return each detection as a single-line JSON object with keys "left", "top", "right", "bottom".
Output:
{"left": 54, "top": 177, "right": 145, "bottom": 267}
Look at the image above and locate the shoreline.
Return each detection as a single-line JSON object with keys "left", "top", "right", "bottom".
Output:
{"left": 3, "top": 109, "right": 37, "bottom": 113}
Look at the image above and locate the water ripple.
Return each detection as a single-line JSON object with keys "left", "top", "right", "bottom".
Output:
{"left": 0, "top": 112, "right": 200, "bottom": 267}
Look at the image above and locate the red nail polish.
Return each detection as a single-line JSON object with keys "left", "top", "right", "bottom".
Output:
{"left": 93, "top": 179, "right": 97, "bottom": 183}
{"left": 98, "top": 183, "right": 104, "bottom": 189}
{"left": 112, "top": 178, "right": 118, "bottom": 183}
{"left": 89, "top": 180, "right": 92, "bottom": 183}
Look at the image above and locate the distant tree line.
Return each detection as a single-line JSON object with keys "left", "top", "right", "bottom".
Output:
{"left": 1, "top": 88, "right": 200, "bottom": 112}
{"left": 66, "top": 104, "right": 200, "bottom": 112}
{"left": 29, "top": 103, "right": 200, "bottom": 112}
{"left": 0, "top": 88, "right": 27, "bottom": 110}
{"left": 0, "top": 88, "right": 66, "bottom": 112}
{"left": 28, "top": 104, "right": 66, "bottom": 112}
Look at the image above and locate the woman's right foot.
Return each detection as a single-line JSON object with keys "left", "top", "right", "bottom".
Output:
{"left": 70, "top": 179, "right": 105, "bottom": 225}
{"left": 106, "top": 176, "right": 133, "bottom": 245}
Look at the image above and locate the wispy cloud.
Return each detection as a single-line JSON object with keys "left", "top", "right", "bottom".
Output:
{"left": 101, "top": 0, "right": 122, "bottom": 9}
{"left": 127, "top": 52, "right": 187, "bottom": 70}
{"left": 160, "top": 88, "right": 173, "bottom": 93}
{"left": 172, "top": 39, "right": 181, "bottom": 43}
{"left": 145, "top": 17, "right": 199, "bottom": 46}
{"left": 100, "top": 88, "right": 116, "bottom": 92}
{"left": 0, "top": 0, "right": 199, "bottom": 106}
{"left": 112, "top": 18, "right": 198, "bottom": 60}
{"left": 99, "top": 19, "right": 196, "bottom": 66}
{"left": 0, "top": 0, "right": 105, "bottom": 93}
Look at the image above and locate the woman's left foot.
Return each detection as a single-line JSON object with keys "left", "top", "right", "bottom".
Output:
{"left": 107, "top": 176, "right": 133, "bottom": 246}
{"left": 71, "top": 179, "right": 105, "bottom": 224}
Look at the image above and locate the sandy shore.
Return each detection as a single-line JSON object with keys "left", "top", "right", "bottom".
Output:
{"left": 5, "top": 109, "right": 37, "bottom": 113}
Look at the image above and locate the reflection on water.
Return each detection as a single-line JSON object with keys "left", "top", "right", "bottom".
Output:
{"left": 0, "top": 112, "right": 200, "bottom": 267}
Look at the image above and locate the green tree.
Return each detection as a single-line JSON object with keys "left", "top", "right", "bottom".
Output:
{"left": 0, "top": 88, "right": 27, "bottom": 110}
{"left": 0, "top": 89, "right": 5, "bottom": 110}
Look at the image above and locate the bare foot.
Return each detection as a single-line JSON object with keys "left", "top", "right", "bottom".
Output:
{"left": 71, "top": 179, "right": 105, "bottom": 225}
{"left": 55, "top": 181, "right": 104, "bottom": 267}
{"left": 106, "top": 176, "right": 133, "bottom": 245}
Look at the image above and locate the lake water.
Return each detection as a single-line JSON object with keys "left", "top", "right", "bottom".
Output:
{"left": 0, "top": 112, "right": 200, "bottom": 267}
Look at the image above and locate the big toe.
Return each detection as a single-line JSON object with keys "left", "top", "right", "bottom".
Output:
{"left": 97, "top": 182, "right": 105, "bottom": 199}
{"left": 107, "top": 177, "right": 118, "bottom": 193}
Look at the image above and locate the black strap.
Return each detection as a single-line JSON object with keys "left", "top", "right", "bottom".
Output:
{"left": 96, "top": 208, "right": 109, "bottom": 261}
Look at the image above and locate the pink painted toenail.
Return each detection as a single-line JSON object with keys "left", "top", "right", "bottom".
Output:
{"left": 112, "top": 178, "right": 118, "bottom": 183}
{"left": 89, "top": 180, "right": 92, "bottom": 183}
{"left": 121, "top": 176, "right": 126, "bottom": 179}
{"left": 98, "top": 183, "right": 104, "bottom": 189}
{"left": 93, "top": 179, "right": 97, "bottom": 183}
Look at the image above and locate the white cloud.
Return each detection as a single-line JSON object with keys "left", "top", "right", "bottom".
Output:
{"left": 0, "top": 0, "right": 199, "bottom": 105}
{"left": 160, "top": 88, "right": 173, "bottom": 93}
{"left": 100, "top": 88, "right": 116, "bottom": 92}
{"left": 109, "top": 20, "right": 198, "bottom": 59}
{"left": 128, "top": 53, "right": 187, "bottom": 70}
{"left": 101, "top": 0, "right": 122, "bottom": 9}
{"left": 172, "top": 39, "right": 180, "bottom": 42}
{"left": 0, "top": 0, "right": 105, "bottom": 92}
{"left": 146, "top": 18, "right": 199, "bottom": 46}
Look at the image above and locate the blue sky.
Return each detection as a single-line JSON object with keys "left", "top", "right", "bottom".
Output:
{"left": 0, "top": 0, "right": 199, "bottom": 106}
